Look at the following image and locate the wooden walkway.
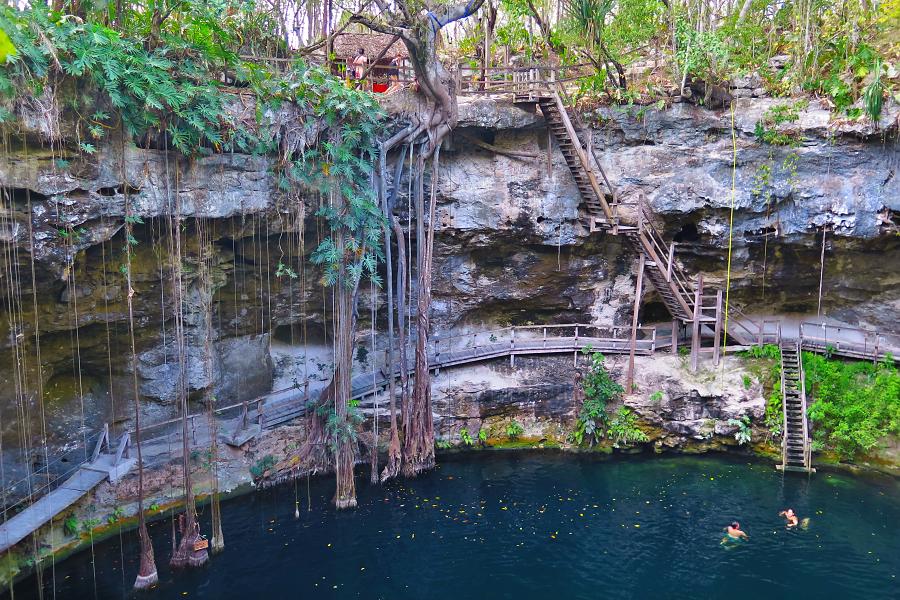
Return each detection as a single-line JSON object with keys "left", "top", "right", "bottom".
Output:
{"left": 0, "top": 316, "right": 894, "bottom": 553}
{"left": 261, "top": 325, "right": 657, "bottom": 427}
{"left": 0, "top": 428, "right": 135, "bottom": 553}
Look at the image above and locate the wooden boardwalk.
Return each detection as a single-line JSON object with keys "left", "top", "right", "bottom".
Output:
{"left": 1, "top": 317, "right": 895, "bottom": 554}
{"left": 261, "top": 325, "right": 657, "bottom": 427}
{"left": 0, "top": 428, "right": 136, "bottom": 553}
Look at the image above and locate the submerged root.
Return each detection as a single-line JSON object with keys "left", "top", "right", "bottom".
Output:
{"left": 380, "top": 430, "right": 402, "bottom": 483}
{"left": 133, "top": 570, "right": 159, "bottom": 591}
{"left": 170, "top": 517, "right": 209, "bottom": 569}
{"left": 401, "top": 453, "right": 435, "bottom": 478}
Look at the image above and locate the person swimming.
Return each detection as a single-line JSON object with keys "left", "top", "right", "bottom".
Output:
{"left": 779, "top": 508, "right": 800, "bottom": 528}
{"left": 724, "top": 521, "right": 748, "bottom": 542}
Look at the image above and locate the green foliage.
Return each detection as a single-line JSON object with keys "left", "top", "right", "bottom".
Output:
{"left": 572, "top": 349, "right": 624, "bottom": 445}
{"left": 727, "top": 415, "right": 752, "bottom": 445}
{"left": 862, "top": 58, "right": 887, "bottom": 123}
{"left": 249, "top": 454, "right": 276, "bottom": 479}
{"left": 0, "top": 6, "right": 232, "bottom": 155}
{"left": 325, "top": 405, "right": 364, "bottom": 454}
{"left": 276, "top": 261, "right": 298, "bottom": 279}
{"left": 460, "top": 428, "right": 474, "bottom": 446}
{"left": 765, "top": 379, "right": 783, "bottom": 437}
{"left": 107, "top": 506, "right": 125, "bottom": 524}
{"left": 754, "top": 102, "right": 805, "bottom": 146}
{"left": 81, "top": 518, "right": 101, "bottom": 532}
{"left": 562, "top": 0, "right": 665, "bottom": 77}
{"left": 804, "top": 353, "right": 900, "bottom": 459}
{"left": 649, "top": 390, "right": 663, "bottom": 403}
{"left": 607, "top": 407, "right": 648, "bottom": 448}
{"left": 63, "top": 516, "right": 79, "bottom": 537}
{"left": 742, "top": 374, "right": 753, "bottom": 390}
{"left": 506, "top": 421, "right": 525, "bottom": 440}
{"left": 435, "top": 438, "right": 453, "bottom": 449}
{"left": 674, "top": 17, "right": 728, "bottom": 87}
{"left": 478, "top": 428, "right": 488, "bottom": 444}
{"left": 148, "top": 503, "right": 160, "bottom": 512}
{"left": 743, "top": 344, "right": 781, "bottom": 360}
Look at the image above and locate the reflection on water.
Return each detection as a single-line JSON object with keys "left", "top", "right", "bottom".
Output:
{"left": 11, "top": 453, "right": 900, "bottom": 599}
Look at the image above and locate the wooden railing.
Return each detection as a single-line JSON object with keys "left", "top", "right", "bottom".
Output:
{"left": 634, "top": 206, "right": 695, "bottom": 316}
{"left": 456, "top": 62, "right": 593, "bottom": 95}
{"left": 727, "top": 306, "right": 781, "bottom": 346}
{"left": 799, "top": 321, "right": 895, "bottom": 362}
{"left": 4, "top": 318, "right": 896, "bottom": 510}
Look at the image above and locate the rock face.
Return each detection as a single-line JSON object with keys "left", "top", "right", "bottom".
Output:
{"left": 0, "top": 93, "right": 897, "bottom": 453}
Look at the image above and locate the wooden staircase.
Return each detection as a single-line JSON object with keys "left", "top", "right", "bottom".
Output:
{"left": 778, "top": 341, "right": 813, "bottom": 472}
{"left": 538, "top": 91, "right": 695, "bottom": 323}
{"left": 537, "top": 94, "right": 617, "bottom": 227}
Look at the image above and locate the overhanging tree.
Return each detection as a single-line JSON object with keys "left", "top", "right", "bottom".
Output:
{"left": 351, "top": 0, "right": 487, "bottom": 478}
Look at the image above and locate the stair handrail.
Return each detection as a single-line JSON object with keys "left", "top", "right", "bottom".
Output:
{"left": 798, "top": 341, "right": 811, "bottom": 470}
{"left": 726, "top": 305, "right": 764, "bottom": 344}
{"left": 635, "top": 204, "right": 695, "bottom": 316}
{"left": 779, "top": 344, "right": 788, "bottom": 468}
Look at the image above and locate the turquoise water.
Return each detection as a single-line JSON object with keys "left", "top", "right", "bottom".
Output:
{"left": 11, "top": 453, "right": 900, "bottom": 599}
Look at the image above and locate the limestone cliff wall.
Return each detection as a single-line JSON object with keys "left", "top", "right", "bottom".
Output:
{"left": 0, "top": 92, "right": 896, "bottom": 453}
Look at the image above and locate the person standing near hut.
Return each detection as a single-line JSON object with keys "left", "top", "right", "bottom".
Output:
{"left": 387, "top": 49, "right": 403, "bottom": 91}
{"left": 352, "top": 47, "right": 369, "bottom": 89}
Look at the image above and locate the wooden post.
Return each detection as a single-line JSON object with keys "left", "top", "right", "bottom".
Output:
{"left": 667, "top": 242, "right": 675, "bottom": 282}
{"left": 574, "top": 325, "right": 579, "bottom": 366}
{"left": 690, "top": 275, "right": 703, "bottom": 373}
{"left": 627, "top": 254, "right": 646, "bottom": 392}
{"left": 546, "top": 127, "right": 553, "bottom": 178}
{"left": 671, "top": 319, "right": 678, "bottom": 354}
{"left": 510, "top": 327, "right": 515, "bottom": 368}
{"left": 713, "top": 289, "right": 723, "bottom": 366}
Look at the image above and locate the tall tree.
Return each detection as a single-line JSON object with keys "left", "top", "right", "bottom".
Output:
{"left": 352, "top": 0, "right": 487, "bottom": 477}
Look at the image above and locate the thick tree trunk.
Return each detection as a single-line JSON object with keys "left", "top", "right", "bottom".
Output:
{"left": 381, "top": 146, "right": 408, "bottom": 482}
{"left": 332, "top": 233, "right": 359, "bottom": 507}
{"left": 403, "top": 148, "right": 441, "bottom": 477}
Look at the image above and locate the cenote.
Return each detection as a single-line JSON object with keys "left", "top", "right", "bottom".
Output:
{"left": 11, "top": 454, "right": 899, "bottom": 599}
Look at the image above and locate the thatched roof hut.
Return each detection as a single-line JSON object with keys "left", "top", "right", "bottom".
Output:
{"left": 333, "top": 32, "right": 408, "bottom": 60}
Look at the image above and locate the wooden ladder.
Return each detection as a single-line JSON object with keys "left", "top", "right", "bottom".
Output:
{"left": 779, "top": 341, "right": 813, "bottom": 472}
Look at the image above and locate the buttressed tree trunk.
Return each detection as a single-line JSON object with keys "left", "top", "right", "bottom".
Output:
{"left": 352, "top": 0, "right": 487, "bottom": 478}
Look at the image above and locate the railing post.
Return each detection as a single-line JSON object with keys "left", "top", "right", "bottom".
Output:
{"left": 627, "top": 254, "right": 645, "bottom": 390}
{"left": 690, "top": 274, "right": 703, "bottom": 373}
{"left": 543, "top": 327, "right": 547, "bottom": 349}
{"left": 667, "top": 242, "right": 675, "bottom": 282}
{"left": 435, "top": 332, "right": 441, "bottom": 365}
{"left": 574, "top": 325, "right": 579, "bottom": 366}
{"left": 713, "top": 289, "right": 723, "bottom": 366}
{"left": 671, "top": 320, "right": 678, "bottom": 354}
{"left": 510, "top": 327, "right": 515, "bottom": 368}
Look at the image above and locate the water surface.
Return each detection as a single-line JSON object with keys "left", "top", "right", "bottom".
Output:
{"left": 12, "top": 453, "right": 900, "bottom": 599}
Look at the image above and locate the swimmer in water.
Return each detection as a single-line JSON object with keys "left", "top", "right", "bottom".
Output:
{"left": 779, "top": 508, "right": 800, "bottom": 528}
{"left": 724, "top": 521, "right": 748, "bottom": 541}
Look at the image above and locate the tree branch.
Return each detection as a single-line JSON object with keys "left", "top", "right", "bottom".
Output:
{"left": 443, "top": 0, "right": 488, "bottom": 24}
{"left": 348, "top": 13, "right": 411, "bottom": 42}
